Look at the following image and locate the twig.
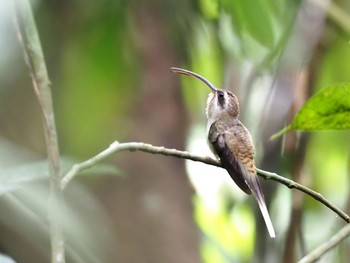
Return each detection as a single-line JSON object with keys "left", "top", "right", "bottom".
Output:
{"left": 256, "top": 169, "right": 349, "bottom": 223}
{"left": 62, "top": 141, "right": 350, "bottom": 223}
{"left": 13, "top": 1, "right": 65, "bottom": 263}
{"left": 61, "top": 141, "right": 217, "bottom": 188}
{"left": 298, "top": 224, "right": 350, "bottom": 263}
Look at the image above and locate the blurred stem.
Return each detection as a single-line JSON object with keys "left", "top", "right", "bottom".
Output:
{"left": 298, "top": 224, "right": 350, "bottom": 263}
{"left": 309, "top": 0, "right": 350, "bottom": 34}
{"left": 14, "top": 1, "right": 65, "bottom": 263}
{"left": 62, "top": 141, "right": 350, "bottom": 224}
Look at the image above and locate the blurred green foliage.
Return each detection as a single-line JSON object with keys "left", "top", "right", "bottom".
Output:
{"left": 1, "top": 0, "right": 350, "bottom": 262}
{"left": 194, "top": 196, "right": 254, "bottom": 262}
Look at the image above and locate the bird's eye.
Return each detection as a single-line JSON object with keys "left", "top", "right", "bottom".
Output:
{"left": 218, "top": 91, "right": 224, "bottom": 98}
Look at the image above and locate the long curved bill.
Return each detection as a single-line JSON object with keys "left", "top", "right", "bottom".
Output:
{"left": 171, "top": 67, "right": 218, "bottom": 92}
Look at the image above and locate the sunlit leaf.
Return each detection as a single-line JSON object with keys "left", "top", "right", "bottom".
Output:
{"left": 193, "top": 195, "right": 253, "bottom": 262}
{"left": 271, "top": 83, "right": 350, "bottom": 139}
{"left": 0, "top": 157, "right": 120, "bottom": 195}
{"left": 199, "top": 0, "right": 219, "bottom": 19}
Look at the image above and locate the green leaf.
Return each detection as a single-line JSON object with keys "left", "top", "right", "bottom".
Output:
{"left": 199, "top": 0, "right": 219, "bottom": 19}
{"left": 239, "top": 0, "right": 275, "bottom": 48}
{"left": 221, "top": 0, "right": 244, "bottom": 38}
{"left": 221, "top": 0, "right": 275, "bottom": 48}
{"left": 271, "top": 83, "right": 350, "bottom": 139}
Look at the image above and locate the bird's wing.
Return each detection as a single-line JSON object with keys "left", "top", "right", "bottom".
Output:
{"left": 208, "top": 122, "right": 251, "bottom": 194}
{"left": 224, "top": 122, "right": 258, "bottom": 192}
{"left": 209, "top": 121, "right": 276, "bottom": 238}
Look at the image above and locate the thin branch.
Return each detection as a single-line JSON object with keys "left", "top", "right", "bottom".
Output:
{"left": 256, "top": 169, "right": 350, "bottom": 223}
{"left": 62, "top": 141, "right": 350, "bottom": 224}
{"left": 298, "top": 224, "right": 350, "bottom": 263}
{"left": 61, "top": 141, "right": 218, "bottom": 188}
{"left": 13, "top": 1, "right": 65, "bottom": 263}
{"left": 309, "top": 0, "right": 350, "bottom": 34}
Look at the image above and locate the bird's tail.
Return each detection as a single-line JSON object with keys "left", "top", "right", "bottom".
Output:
{"left": 255, "top": 191, "right": 275, "bottom": 238}
{"left": 249, "top": 176, "right": 276, "bottom": 238}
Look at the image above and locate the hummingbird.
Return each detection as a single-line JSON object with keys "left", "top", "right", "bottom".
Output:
{"left": 171, "top": 67, "right": 275, "bottom": 238}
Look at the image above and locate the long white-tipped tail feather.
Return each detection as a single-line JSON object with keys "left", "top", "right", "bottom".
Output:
{"left": 256, "top": 195, "right": 275, "bottom": 238}
{"left": 246, "top": 173, "right": 276, "bottom": 238}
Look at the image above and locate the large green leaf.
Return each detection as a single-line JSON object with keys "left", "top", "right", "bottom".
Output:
{"left": 271, "top": 83, "right": 350, "bottom": 139}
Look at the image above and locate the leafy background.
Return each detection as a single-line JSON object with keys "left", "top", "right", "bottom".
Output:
{"left": 0, "top": 0, "right": 350, "bottom": 262}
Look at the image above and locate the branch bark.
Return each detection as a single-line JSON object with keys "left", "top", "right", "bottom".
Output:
{"left": 298, "top": 224, "right": 350, "bottom": 263}
{"left": 13, "top": 1, "right": 65, "bottom": 263}
{"left": 62, "top": 141, "right": 350, "bottom": 224}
